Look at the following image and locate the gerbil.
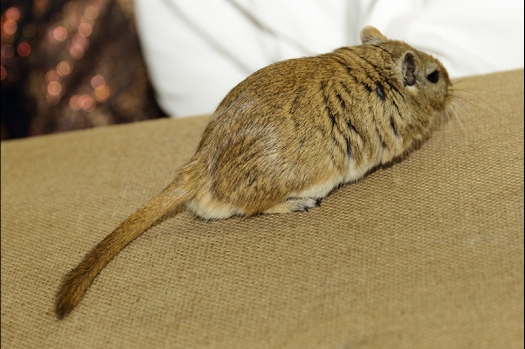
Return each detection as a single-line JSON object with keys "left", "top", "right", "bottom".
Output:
{"left": 55, "top": 26, "right": 452, "bottom": 318}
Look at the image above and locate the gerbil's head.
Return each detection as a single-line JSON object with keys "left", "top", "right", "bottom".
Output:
{"left": 360, "top": 26, "right": 452, "bottom": 113}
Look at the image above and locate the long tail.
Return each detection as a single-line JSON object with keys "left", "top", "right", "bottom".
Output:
{"left": 55, "top": 177, "right": 194, "bottom": 319}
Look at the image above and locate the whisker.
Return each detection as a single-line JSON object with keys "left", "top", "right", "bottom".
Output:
{"left": 452, "top": 79, "right": 512, "bottom": 95}
{"left": 452, "top": 93, "right": 498, "bottom": 119}
{"left": 448, "top": 102, "right": 467, "bottom": 134}
{"left": 450, "top": 98, "right": 483, "bottom": 128}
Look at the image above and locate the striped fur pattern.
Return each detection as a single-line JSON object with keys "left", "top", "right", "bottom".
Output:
{"left": 56, "top": 26, "right": 452, "bottom": 318}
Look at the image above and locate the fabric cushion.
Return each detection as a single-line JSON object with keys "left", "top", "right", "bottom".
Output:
{"left": 1, "top": 69, "right": 523, "bottom": 348}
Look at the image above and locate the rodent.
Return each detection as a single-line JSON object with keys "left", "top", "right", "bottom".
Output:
{"left": 55, "top": 26, "right": 453, "bottom": 319}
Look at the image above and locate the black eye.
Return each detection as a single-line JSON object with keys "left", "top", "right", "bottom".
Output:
{"left": 427, "top": 70, "right": 439, "bottom": 83}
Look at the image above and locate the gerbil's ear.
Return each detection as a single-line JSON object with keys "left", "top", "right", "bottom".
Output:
{"left": 402, "top": 52, "right": 417, "bottom": 87}
{"left": 360, "top": 26, "right": 388, "bottom": 45}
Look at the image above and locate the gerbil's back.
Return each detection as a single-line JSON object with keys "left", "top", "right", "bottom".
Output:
{"left": 191, "top": 26, "right": 452, "bottom": 214}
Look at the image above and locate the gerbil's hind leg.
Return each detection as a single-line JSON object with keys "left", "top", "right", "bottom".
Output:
{"left": 263, "top": 198, "right": 321, "bottom": 214}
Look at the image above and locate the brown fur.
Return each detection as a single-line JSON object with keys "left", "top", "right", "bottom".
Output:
{"left": 55, "top": 26, "right": 453, "bottom": 319}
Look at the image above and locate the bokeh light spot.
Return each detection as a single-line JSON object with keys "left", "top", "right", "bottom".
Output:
{"left": 68, "top": 44, "right": 84, "bottom": 59}
{"left": 69, "top": 95, "right": 80, "bottom": 110}
{"left": 94, "top": 85, "right": 110, "bottom": 101}
{"left": 1, "top": 66, "right": 7, "bottom": 80}
{"left": 90, "top": 75, "right": 105, "bottom": 88}
{"left": 47, "top": 81, "right": 62, "bottom": 96}
{"left": 68, "top": 34, "right": 88, "bottom": 59}
{"left": 53, "top": 26, "right": 68, "bottom": 42}
{"left": 57, "top": 61, "right": 72, "bottom": 76}
{"left": 45, "top": 70, "right": 60, "bottom": 82}
{"left": 80, "top": 96, "right": 96, "bottom": 112}
{"left": 22, "top": 24, "right": 36, "bottom": 38}
{"left": 6, "top": 7, "right": 20, "bottom": 21}
{"left": 17, "top": 43, "right": 31, "bottom": 57}
{"left": 2, "top": 45, "right": 15, "bottom": 58}
{"left": 85, "top": 6, "right": 99, "bottom": 20}
{"left": 70, "top": 47, "right": 84, "bottom": 59}
{"left": 78, "top": 23, "right": 92, "bottom": 37}
{"left": 3, "top": 20, "right": 17, "bottom": 36}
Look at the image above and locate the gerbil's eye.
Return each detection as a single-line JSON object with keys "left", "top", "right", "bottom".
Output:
{"left": 427, "top": 70, "right": 439, "bottom": 83}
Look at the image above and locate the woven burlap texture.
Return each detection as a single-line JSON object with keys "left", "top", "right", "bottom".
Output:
{"left": 1, "top": 69, "right": 523, "bottom": 349}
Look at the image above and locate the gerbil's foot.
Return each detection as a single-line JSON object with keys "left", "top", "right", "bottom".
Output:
{"left": 263, "top": 198, "right": 321, "bottom": 214}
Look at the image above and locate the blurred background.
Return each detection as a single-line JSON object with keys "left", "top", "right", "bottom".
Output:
{"left": 3, "top": 0, "right": 523, "bottom": 141}
{"left": 1, "top": 0, "right": 166, "bottom": 140}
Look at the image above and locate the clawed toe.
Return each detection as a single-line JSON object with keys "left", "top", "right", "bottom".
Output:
{"left": 263, "top": 197, "right": 322, "bottom": 214}
{"left": 289, "top": 198, "right": 321, "bottom": 212}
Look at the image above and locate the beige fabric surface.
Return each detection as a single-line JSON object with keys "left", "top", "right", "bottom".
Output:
{"left": 1, "top": 69, "right": 524, "bottom": 349}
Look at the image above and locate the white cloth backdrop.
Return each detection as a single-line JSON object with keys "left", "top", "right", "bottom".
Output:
{"left": 134, "top": 0, "right": 524, "bottom": 117}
